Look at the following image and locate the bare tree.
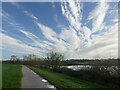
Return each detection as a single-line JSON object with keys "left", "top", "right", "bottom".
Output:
{"left": 10, "top": 55, "right": 17, "bottom": 61}
{"left": 23, "top": 54, "right": 37, "bottom": 61}
{"left": 46, "top": 51, "right": 64, "bottom": 69}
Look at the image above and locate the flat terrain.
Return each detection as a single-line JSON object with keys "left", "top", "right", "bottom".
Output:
{"left": 21, "top": 65, "right": 56, "bottom": 89}
{"left": 2, "top": 63, "right": 111, "bottom": 89}
{"left": 29, "top": 66, "right": 107, "bottom": 89}
{"left": 2, "top": 64, "right": 22, "bottom": 88}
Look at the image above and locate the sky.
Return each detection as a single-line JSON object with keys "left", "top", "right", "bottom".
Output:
{"left": 1, "top": 0, "right": 119, "bottom": 60}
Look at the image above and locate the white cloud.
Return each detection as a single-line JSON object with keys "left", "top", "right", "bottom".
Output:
{"left": 0, "top": 33, "right": 41, "bottom": 55}
{"left": 82, "top": 26, "right": 91, "bottom": 40}
{"left": 59, "top": 1, "right": 118, "bottom": 59}
{"left": 35, "top": 21, "right": 59, "bottom": 43}
{"left": 88, "top": 0, "right": 109, "bottom": 33}
{"left": 2, "top": 10, "right": 13, "bottom": 21}
{"left": 69, "top": 23, "right": 118, "bottom": 59}
{"left": 36, "top": 21, "right": 83, "bottom": 53}
{"left": 59, "top": 28, "right": 81, "bottom": 50}
{"left": 35, "top": 21, "right": 72, "bottom": 53}
{"left": 2, "top": 10, "right": 25, "bottom": 31}
{"left": 2, "top": 1, "right": 118, "bottom": 59}
{"left": 61, "top": 0, "right": 82, "bottom": 31}
{"left": 19, "top": 29, "right": 55, "bottom": 51}
{"left": 24, "top": 11, "right": 38, "bottom": 20}
{"left": 2, "top": 10, "right": 54, "bottom": 56}
{"left": 54, "top": 14, "right": 65, "bottom": 28}
{"left": 19, "top": 29, "right": 39, "bottom": 40}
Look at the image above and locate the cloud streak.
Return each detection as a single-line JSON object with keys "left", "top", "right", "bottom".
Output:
{"left": 1, "top": 1, "right": 118, "bottom": 59}
{"left": 88, "top": 0, "right": 109, "bottom": 33}
{"left": 1, "top": 33, "right": 41, "bottom": 55}
{"left": 61, "top": 0, "right": 82, "bottom": 31}
{"left": 23, "top": 11, "right": 38, "bottom": 20}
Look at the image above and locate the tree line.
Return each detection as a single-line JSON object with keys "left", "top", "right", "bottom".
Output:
{"left": 9, "top": 51, "right": 65, "bottom": 69}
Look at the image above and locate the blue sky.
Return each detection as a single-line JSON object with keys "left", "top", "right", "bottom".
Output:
{"left": 1, "top": 1, "right": 118, "bottom": 60}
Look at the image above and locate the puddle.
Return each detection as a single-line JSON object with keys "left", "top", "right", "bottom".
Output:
{"left": 42, "top": 79, "right": 47, "bottom": 82}
{"left": 47, "top": 85, "right": 55, "bottom": 88}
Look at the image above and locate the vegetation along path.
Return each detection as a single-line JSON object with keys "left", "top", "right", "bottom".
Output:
{"left": 21, "top": 65, "right": 57, "bottom": 89}
{"left": 29, "top": 66, "right": 108, "bottom": 89}
{"left": 2, "top": 64, "right": 22, "bottom": 88}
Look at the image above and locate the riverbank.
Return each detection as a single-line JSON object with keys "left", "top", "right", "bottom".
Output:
{"left": 29, "top": 66, "right": 109, "bottom": 89}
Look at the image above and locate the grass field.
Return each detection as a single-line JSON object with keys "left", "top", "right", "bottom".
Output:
{"left": 2, "top": 64, "right": 22, "bottom": 88}
{"left": 29, "top": 66, "right": 108, "bottom": 89}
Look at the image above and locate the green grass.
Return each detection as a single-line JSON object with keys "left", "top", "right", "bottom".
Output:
{"left": 29, "top": 66, "right": 108, "bottom": 89}
{"left": 2, "top": 64, "right": 22, "bottom": 88}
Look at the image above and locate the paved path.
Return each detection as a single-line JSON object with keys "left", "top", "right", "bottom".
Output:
{"left": 21, "top": 65, "right": 57, "bottom": 89}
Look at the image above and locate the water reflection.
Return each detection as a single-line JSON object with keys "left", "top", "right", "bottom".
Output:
{"left": 62, "top": 65, "right": 119, "bottom": 76}
{"left": 66, "top": 65, "right": 92, "bottom": 70}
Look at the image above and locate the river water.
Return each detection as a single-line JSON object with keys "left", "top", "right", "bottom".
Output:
{"left": 62, "top": 65, "right": 119, "bottom": 76}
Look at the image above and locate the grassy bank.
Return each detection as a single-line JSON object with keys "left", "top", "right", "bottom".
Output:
{"left": 29, "top": 66, "right": 108, "bottom": 89}
{"left": 2, "top": 64, "right": 22, "bottom": 88}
